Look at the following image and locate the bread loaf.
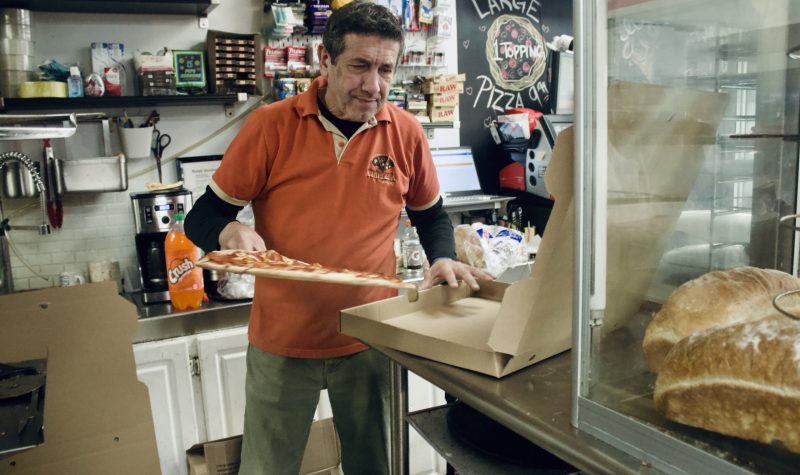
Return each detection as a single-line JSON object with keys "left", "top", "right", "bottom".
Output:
{"left": 643, "top": 266, "right": 800, "bottom": 372}
{"left": 654, "top": 316, "right": 800, "bottom": 453}
{"left": 454, "top": 224, "right": 485, "bottom": 269}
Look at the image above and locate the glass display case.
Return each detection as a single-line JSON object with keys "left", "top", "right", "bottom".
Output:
{"left": 573, "top": 0, "right": 800, "bottom": 472}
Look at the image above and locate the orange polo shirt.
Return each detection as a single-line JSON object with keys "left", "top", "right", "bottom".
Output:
{"left": 211, "top": 76, "right": 440, "bottom": 358}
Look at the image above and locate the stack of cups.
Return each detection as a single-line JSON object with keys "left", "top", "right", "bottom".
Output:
{"left": 0, "top": 9, "right": 35, "bottom": 98}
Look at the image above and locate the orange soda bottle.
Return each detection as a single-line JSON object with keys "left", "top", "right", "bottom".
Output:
{"left": 165, "top": 213, "right": 204, "bottom": 310}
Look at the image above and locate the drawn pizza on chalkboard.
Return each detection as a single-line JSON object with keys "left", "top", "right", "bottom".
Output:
{"left": 485, "top": 15, "right": 547, "bottom": 92}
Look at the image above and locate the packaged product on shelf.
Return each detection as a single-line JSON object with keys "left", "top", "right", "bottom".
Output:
{"left": 296, "top": 78, "right": 311, "bottom": 94}
{"left": 263, "top": 46, "right": 287, "bottom": 78}
{"left": 274, "top": 76, "right": 296, "bottom": 100}
{"left": 173, "top": 50, "right": 207, "bottom": 93}
{"left": 134, "top": 49, "right": 176, "bottom": 96}
{"left": 305, "top": 2, "right": 331, "bottom": 35}
{"left": 286, "top": 45, "right": 308, "bottom": 73}
{"left": 431, "top": 13, "right": 453, "bottom": 38}
{"left": 91, "top": 42, "right": 125, "bottom": 96}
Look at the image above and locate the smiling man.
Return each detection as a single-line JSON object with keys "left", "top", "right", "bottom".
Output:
{"left": 185, "top": 2, "right": 492, "bottom": 473}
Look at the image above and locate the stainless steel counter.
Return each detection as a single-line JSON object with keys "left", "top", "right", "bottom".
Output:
{"left": 125, "top": 292, "right": 251, "bottom": 343}
{"left": 372, "top": 346, "right": 648, "bottom": 475}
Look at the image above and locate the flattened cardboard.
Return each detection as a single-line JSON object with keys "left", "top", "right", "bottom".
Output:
{"left": 186, "top": 418, "right": 340, "bottom": 475}
{"left": 0, "top": 282, "right": 159, "bottom": 474}
{"left": 340, "top": 129, "right": 576, "bottom": 378}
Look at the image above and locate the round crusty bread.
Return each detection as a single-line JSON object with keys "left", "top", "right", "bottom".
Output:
{"left": 643, "top": 266, "right": 800, "bottom": 373}
{"left": 654, "top": 316, "right": 800, "bottom": 454}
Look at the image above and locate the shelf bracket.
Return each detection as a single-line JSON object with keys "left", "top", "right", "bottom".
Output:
{"left": 198, "top": 15, "right": 209, "bottom": 29}
{"left": 425, "top": 128, "right": 435, "bottom": 140}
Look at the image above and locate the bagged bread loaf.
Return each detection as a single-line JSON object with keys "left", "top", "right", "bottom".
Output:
{"left": 643, "top": 266, "right": 800, "bottom": 372}
{"left": 654, "top": 316, "right": 800, "bottom": 454}
{"left": 454, "top": 223, "right": 525, "bottom": 276}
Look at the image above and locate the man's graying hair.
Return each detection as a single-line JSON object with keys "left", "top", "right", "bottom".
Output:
{"left": 323, "top": 1, "right": 404, "bottom": 64}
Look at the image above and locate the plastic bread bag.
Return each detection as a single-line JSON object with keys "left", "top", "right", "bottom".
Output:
{"left": 454, "top": 223, "right": 526, "bottom": 277}
{"left": 217, "top": 204, "right": 257, "bottom": 300}
{"left": 217, "top": 272, "right": 255, "bottom": 300}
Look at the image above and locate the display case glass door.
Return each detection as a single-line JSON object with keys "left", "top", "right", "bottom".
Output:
{"left": 573, "top": 0, "right": 800, "bottom": 473}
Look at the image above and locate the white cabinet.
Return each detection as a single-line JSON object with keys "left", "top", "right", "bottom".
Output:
{"left": 195, "top": 327, "right": 249, "bottom": 441}
{"left": 134, "top": 327, "right": 248, "bottom": 475}
{"left": 135, "top": 327, "right": 443, "bottom": 475}
{"left": 133, "top": 337, "right": 204, "bottom": 475}
{"left": 134, "top": 326, "right": 336, "bottom": 475}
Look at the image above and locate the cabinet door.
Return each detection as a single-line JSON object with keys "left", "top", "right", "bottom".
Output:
{"left": 196, "top": 326, "right": 249, "bottom": 441}
{"left": 408, "top": 372, "right": 446, "bottom": 475}
{"left": 134, "top": 337, "right": 203, "bottom": 475}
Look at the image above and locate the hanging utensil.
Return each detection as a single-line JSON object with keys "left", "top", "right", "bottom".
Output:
{"left": 151, "top": 127, "right": 171, "bottom": 184}
{"left": 42, "top": 139, "right": 62, "bottom": 229}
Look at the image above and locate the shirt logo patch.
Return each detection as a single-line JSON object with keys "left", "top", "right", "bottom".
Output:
{"left": 367, "top": 154, "right": 397, "bottom": 184}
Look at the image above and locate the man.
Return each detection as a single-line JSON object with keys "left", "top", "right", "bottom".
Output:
{"left": 185, "top": 2, "right": 492, "bottom": 473}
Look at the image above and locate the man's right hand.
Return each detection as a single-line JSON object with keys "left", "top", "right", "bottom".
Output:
{"left": 219, "top": 221, "right": 266, "bottom": 251}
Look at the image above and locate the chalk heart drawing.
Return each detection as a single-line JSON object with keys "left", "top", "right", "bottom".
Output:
{"left": 463, "top": 40, "right": 470, "bottom": 49}
{"left": 479, "top": 25, "right": 486, "bottom": 32}
{"left": 465, "top": 86, "right": 474, "bottom": 95}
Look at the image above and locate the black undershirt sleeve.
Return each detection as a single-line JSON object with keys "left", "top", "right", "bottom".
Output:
{"left": 184, "top": 185, "right": 243, "bottom": 253}
{"left": 406, "top": 197, "right": 456, "bottom": 263}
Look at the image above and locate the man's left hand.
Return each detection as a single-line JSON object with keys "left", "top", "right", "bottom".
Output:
{"left": 421, "top": 258, "right": 495, "bottom": 291}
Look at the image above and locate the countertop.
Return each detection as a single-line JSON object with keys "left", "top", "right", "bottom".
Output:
{"left": 124, "top": 292, "right": 251, "bottom": 343}
{"left": 372, "top": 346, "right": 648, "bottom": 475}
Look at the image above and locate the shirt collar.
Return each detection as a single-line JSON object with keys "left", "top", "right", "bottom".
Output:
{"left": 294, "top": 76, "right": 392, "bottom": 125}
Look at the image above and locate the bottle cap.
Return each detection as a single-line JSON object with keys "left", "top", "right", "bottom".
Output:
{"left": 175, "top": 213, "right": 185, "bottom": 220}
{"left": 69, "top": 66, "right": 80, "bottom": 76}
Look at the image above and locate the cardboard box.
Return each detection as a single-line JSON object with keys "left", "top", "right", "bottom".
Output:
{"left": 426, "top": 91, "right": 460, "bottom": 107}
{"left": 340, "top": 130, "right": 575, "bottom": 378}
{"left": 422, "top": 80, "right": 464, "bottom": 94}
{"left": 187, "top": 418, "right": 341, "bottom": 475}
{"left": 422, "top": 73, "right": 465, "bottom": 94}
{"left": 428, "top": 106, "right": 457, "bottom": 123}
{"left": 0, "top": 283, "right": 160, "bottom": 472}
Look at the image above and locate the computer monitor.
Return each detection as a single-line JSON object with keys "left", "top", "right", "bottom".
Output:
{"left": 550, "top": 50, "right": 574, "bottom": 115}
{"left": 430, "top": 147, "right": 484, "bottom": 197}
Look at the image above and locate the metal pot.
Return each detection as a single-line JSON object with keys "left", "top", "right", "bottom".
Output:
{"left": 1, "top": 160, "right": 38, "bottom": 198}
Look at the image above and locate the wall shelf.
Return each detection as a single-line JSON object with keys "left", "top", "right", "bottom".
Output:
{"left": 421, "top": 122, "right": 455, "bottom": 129}
{"left": 0, "top": 0, "right": 219, "bottom": 16}
{"left": 0, "top": 94, "right": 242, "bottom": 112}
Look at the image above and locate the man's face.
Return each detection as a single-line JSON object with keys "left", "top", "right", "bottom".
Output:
{"left": 318, "top": 34, "right": 400, "bottom": 122}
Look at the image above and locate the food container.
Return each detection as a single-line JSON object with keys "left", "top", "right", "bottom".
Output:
{"left": 0, "top": 8, "right": 31, "bottom": 26}
{"left": 0, "top": 38, "right": 33, "bottom": 55}
{"left": 0, "top": 22, "right": 31, "bottom": 40}
{"left": 0, "top": 53, "right": 33, "bottom": 70}
{"left": 61, "top": 155, "right": 128, "bottom": 192}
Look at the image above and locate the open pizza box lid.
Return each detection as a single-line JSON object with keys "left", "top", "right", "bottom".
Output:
{"left": 340, "top": 128, "right": 576, "bottom": 378}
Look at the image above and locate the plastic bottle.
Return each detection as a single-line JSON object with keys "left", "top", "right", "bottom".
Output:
{"left": 165, "top": 213, "right": 204, "bottom": 310}
{"left": 67, "top": 66, "right": 84, "bottom": 98}
{"left": 402, "top": 219, "right": 424, "bottom": 277}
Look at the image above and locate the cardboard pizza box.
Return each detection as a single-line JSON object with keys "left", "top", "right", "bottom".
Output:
{"left": 340, "top": 128, "right": 576, "bottom": 378}
{"left": 0, "top": 282, "right": 160, "bottom": 473}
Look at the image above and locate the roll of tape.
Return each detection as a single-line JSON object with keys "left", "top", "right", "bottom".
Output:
{"left": 18, "top": 81, "right": 68, "bottom": 98}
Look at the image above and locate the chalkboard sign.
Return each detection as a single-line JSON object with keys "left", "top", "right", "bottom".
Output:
{"left": 457, "top": 1, "right": 572, "bottom": 231}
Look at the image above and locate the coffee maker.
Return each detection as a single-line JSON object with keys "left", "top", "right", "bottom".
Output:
{"left": 131, "top": 188, "right": 193, "bottom": 303}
